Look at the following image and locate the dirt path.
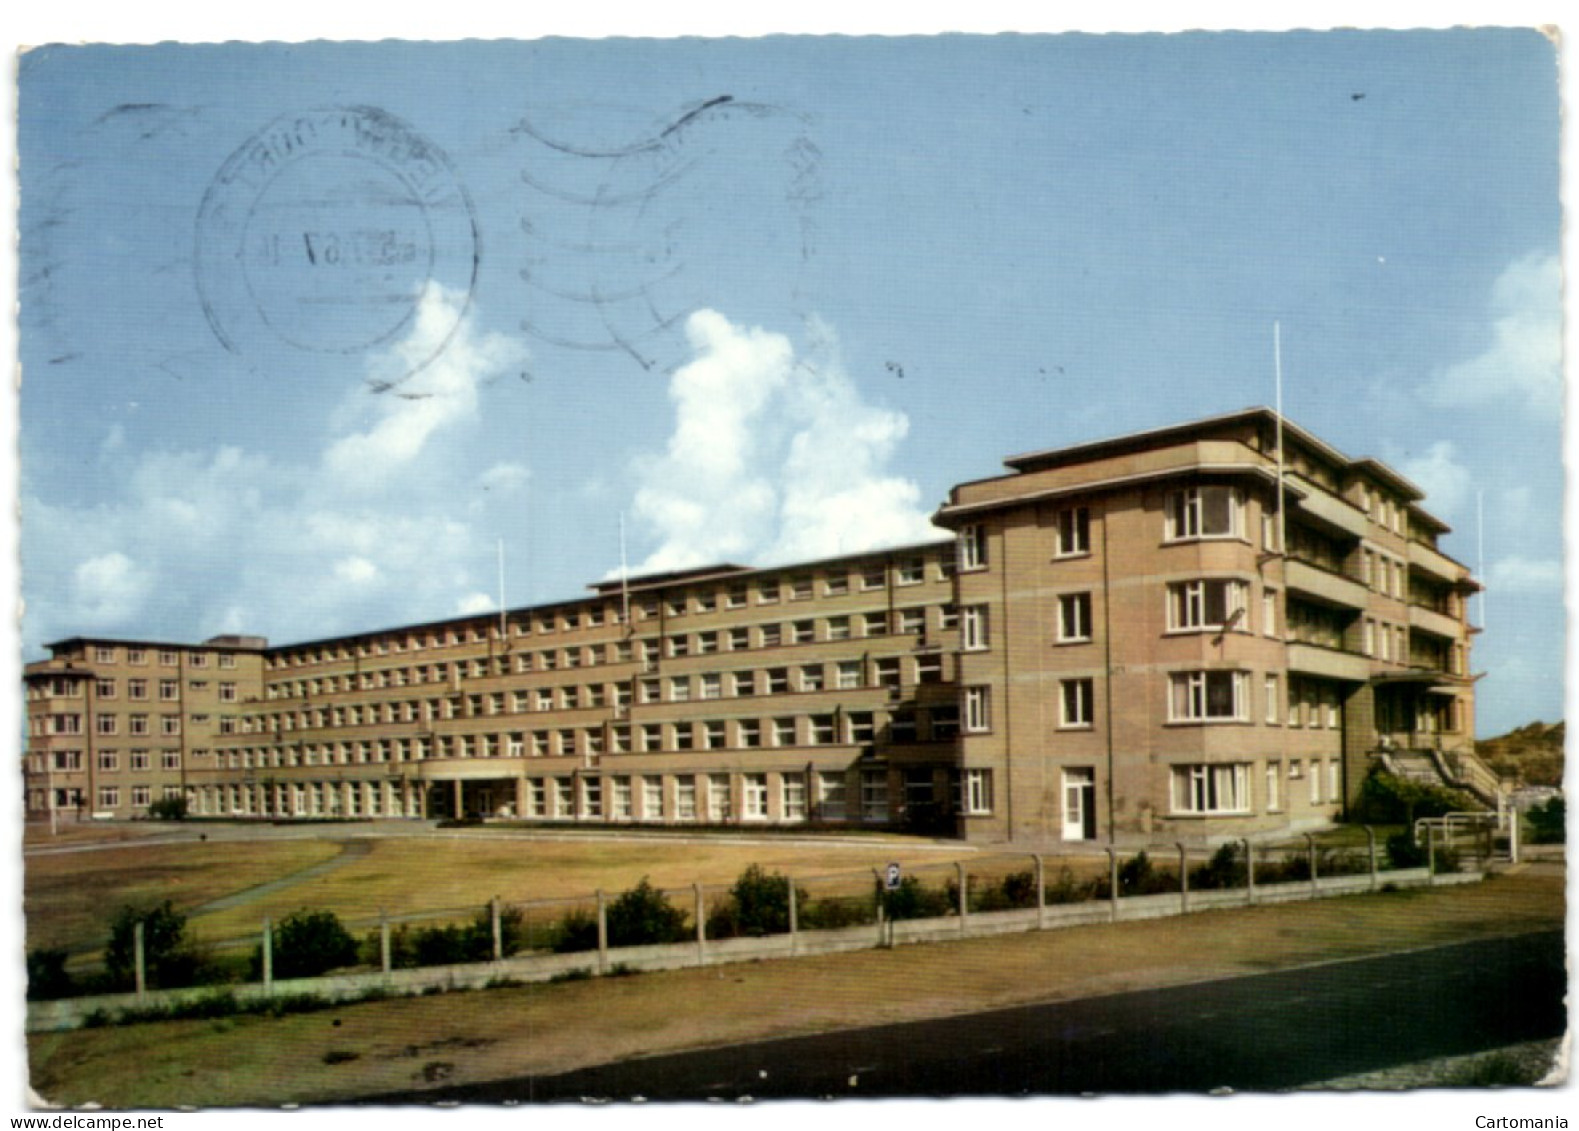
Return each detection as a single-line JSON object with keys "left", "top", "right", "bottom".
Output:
{"left": 183, "top": 840, "right": 375, "bottom": 919}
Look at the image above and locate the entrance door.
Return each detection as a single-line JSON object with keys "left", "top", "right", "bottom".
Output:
{"left": 1062, "top": 768, "right": 1097, "bottom": 841}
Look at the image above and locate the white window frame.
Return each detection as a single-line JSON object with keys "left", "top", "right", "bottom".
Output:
{"left": 1171, "top": 763, "right": 1250, "bottom": 815}
{"left": 1054, "top": 506, "right": 1090, "bottom": 557}
{"left": 1059, "top": 678, "right": 1094, "bottom": 729}
{"left": 964, "top": 686, "right": 992, "bottom": 733}
{"left": 1168, "top": 670, "right": 1250, "bottom": 723}
{"left": 1167, "top": 579, "right": 1247, "bottom": 633}
{"left": 961, "top": 769, "right": 994, "bottom": 815}
{"left": 962, "top": 605, "right": 990, "bottom": 651}
{"left": 1057, "top": 593, "right": 1093, "bottom": 643}
{"left": 1166, "top": 485, "right": 1244, "bottom": 542}
{"left": 959, "top": 524, "right": 987, "bottom": 571}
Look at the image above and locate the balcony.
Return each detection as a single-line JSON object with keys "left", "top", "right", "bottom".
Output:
{"left": 1292, "top": 485, "right": 1369, "bottom": 540}
{"left": 1408, "top": 603, "right": 1463, "bottom": 640}
{"left": 1285, "top": 642, "right": 1371, "bottom": 682}
{"left": 1285, "top": 559, "right": 1369, "bottom": 610}
{"left": 1408, "top": 540, "right": 1470, "bottom": 586}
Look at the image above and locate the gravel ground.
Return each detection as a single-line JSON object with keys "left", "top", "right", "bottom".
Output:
{"left": 1305, "top": 1038, "right": 1568, "bottom": 1090}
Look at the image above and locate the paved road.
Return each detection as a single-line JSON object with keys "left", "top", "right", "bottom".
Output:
{"left": 366, "top": 929, "right": 1566, "bottom": 1102}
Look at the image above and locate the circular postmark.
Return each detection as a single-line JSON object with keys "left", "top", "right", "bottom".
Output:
{"left": 196, "top": 106, "right": 478, "bottom": 378}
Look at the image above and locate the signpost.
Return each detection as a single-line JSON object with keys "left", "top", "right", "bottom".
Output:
{"left": 885, "top": 862, "right": 901, "bottom": 891}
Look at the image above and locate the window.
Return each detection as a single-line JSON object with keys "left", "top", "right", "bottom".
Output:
{"left": 875, "top": 658, "right": 901, "bottom": 689}
{"left": 760, "top": 623, "right": 782, "bottom": 647}
{"left": 898, "top": 608, "right": 925, "bottom": 635}
{"left": 703, "top": 721, "right": 727, "bottom": 750}
{"left": 95, "top": 678, "right": 116, "bottom": 699}
{"left": 98, "top": 787, "right": 121, "bottom": 810}
{"left": 792, "top": 619, "right": 816, "bottom": 644}
{"left": 129, "top": 714, "right": 150, "bottom": 736}
{"left": 128, "top": 679, "right": 148, "bottom": 701}
{"left": 611, "top": 777, "right": 633, "bottom": 820}
{"left": 1310, "top": 760, "right": 1322, "bottom": 805}
{"left": 97, "top": 750, "right": 119, "bottom": 771}
{"left": 640, "top": 724, "right": 663, "bottom": 752}
{"left": 800, "top": 664, "right": 825, "bottom": 692}
{"left": 554, "top": 778, "right": 574, "bottom": 819}
{"left": 1057, "top": 593, "right": 1093, "bottom": 642}
{"left": 1060, "top": 678, "right": 1094, "bottom": 728}
{"left": 131, "top": 750, "right": 151, "bottom": 771}
{"left": 676, "top": 778, "right": 697, "bottom": 821}
{"left": 161, "top": 715, "right": 181, "bottom": 736}
{"left": 742, "top": 774, "right": 768, "bottom": 819}
{"left": 673, "top": 722, "right": 693, "bottom": 751}
{"left": 782, "top": 777, "right": 807, "bottom": 822}
{"left": 1054, "top": 506, "right": 1090, "bottom": 557}
{"left": 961, "top": 769, "right": 994, "bottom": 815}
{"left": 962, "top": 605, "right": 990, "bottom": 651}
{"left": 96, "top": 713, "right": 118, "bottom": 736}
{"left": 642, "top": 776, "right": 663, "bottom": 821}
{"left": 916, "top": 654, "right": 943, "bottom": 684}
{"left": 1266, "top": 761, "right": 1281, "bottom": 811}
{"left": 738, "top": 719, "right": 762, "bottom": 748}
{"left": 1264, "top": 674, "right": 1280, "bottom": 724}
{"left": 1166, "top": 485, "right": 1243, "bottom": 541}
{"left": 700, "top": 673, "right": 722, "bottom": 700}
{"left": 824, "top": 574, "right": 849, "bottom": 596}
{"left": 861, "top": 564, "right": 887, "bottom": 590}
{"left": 863, "top": 611, "right": 888, "bottom": 637}
{"left": 861, "top": 770, "right": 889, "bottom": 821}
{"left": 1168, "top": 671, "right": 1249, "bottom": 723}
{"left": 726, "top": 585, "right": 749, "bottom": 610}
{"left": 826, "top": 615, "right": 851, "bottom": 641}
{"left": 809, "top": 714, "right": 836, "bottom": 745}
{"left": 1328, "top": 759, "right": 1340, "bottom": 802}
{"left": 790, "top": 575, "right": 814, "bottom": 600}
{"left": 668, "top": 635, "right": 690, "bottom": 658}
{"left": 765, "top": 667, "right": 789, "bottom": 694}
{"left": 847, "top": 711, "right": 876, "bottom": 744}
{"left": 706, "top": 774, "right": 732, "bottom": 822}
{"left": 1263, "top": 589, "right": 1278, "bottom": 637}
{"left": 817, "top": 773, "right": 847, "bottom": 820}
{"left": 158, "top": 679, "right": 178, "bottom": 701}
{"left": 929, "top": 705, "right": 960, "bottom": 741}
{"left": 772, "top": 717, "right": 797, "bottom": 747}
{"left": 964, "top": 686, "right": 992, "bottom": 733}
{"left": 1171, "top": 763, "right": 1250, "bottom": 814}
{"left": 127, "top": 649, "right": 148, "bottom": 665}
{"left": 697, "top": 632, "right": 718, "bottom": 655}
{"left": 959, "top": 524, "right": 987, "bottom": 571}
{"left": 896, "top": 558, "right": 924, "bottom": 586}
{"left": 1167, "top": 580, "right": 1247, "bottom": 632}
{"left": 757, "top": 582, "right": 780, "bottom": 605}
{"left": 581, "top": 777, "right": 603, "bottom": 819}
{"left": 835, "top": 660, "right": 862, "bottom": 690}
{"left": 669, "top": 676, "right": 690, "bottom": 702}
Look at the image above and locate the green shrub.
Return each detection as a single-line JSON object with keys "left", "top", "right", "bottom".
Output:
{"left": 798, "top": 896, "right": 873, "bottom": 929}
{"left": 883, "top": 874, "right": 952, "bottom": 921}
{"left": 550, "top": 909, "right": 599, "bottom": 954}
{"left": 1527, "top": 797, "right": 1565, "bottom": 844}
{"left": 1386, "top": 832, "right": 1426, "bottom": 869}
{"left": 1044, "top": 866, "right": 1094, "bottom": 905}
{"left": 147, "top": 795, "right": 189, "bottom": 821}
{"left": 26, "top": 948, "right": 73, "bottom": 1001}
{"left": 607, "top": 878, "right": 690, "bottom": 947}
{"left": 1356, "top": 769, "right": 1475, "bottom": 825}
{"left": 254, "top": 909, "right": 360, "bottom": 981}
{"left": 707, "top": 865, "right": 795, "bottom": 939}
{"left": 1189, "top": 844, "right": 1246, "bottom": 891}
{"left": 104, "top": 901, "right": 215, "bottom": 990}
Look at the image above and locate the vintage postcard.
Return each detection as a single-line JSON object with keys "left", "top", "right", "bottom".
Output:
{"left": 8, "top": 15, "right": 1567, "bottom": 1127}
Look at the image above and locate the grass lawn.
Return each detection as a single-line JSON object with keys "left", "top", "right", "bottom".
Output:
{"left": 26, "top": 866, "right": 1564, "bottom": 1108}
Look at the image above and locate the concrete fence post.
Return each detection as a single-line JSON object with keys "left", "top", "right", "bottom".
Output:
{"left": 787, "top": 873, "right": 798, "bottom": 956}
{"left": 1364, "top": 826, "right": 1378, "bottom": 891}
{"left": 595, "top": 889, "right": 609, "bottom": 975}
{"left": 379, "top": 908, "right": 391, "bottom": 976}
{"left": 491, "top": 896, "right": 503, "bottom": 962}
{"left": 1176, "top": 843, "right": 1189, "bottom": 915}
{"left": 1243, "top": 840, "right": 1255, "bottom": 905}
{"left": 956, "top": 861, "right": 968, "bottom": 931}
{"left": 873, "top": 869, "right": 888, "bottom": 948}
{"left": 1105, "top": 848, "right": 1118, "bottom": 923}
{"left": 1033, "top": 854, "right": 1046, "bottom": 930}
{"left": 262, "top": 917, "right": 273, "bottom": 996}
{"left": 694, "top": 882, "right": 706, "bottom": 967}
{"left": 134, "top": 920, "right": 146, "bottom": 1002}
{"left": 1304, "top": 833, "right": 1319, "bottom": 897}
{"left": 1426, "top": 825, "right": 1437, "bottom": 885}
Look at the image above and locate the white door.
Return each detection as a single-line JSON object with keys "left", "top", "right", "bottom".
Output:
{"left": 1062, "top": 768, "right": 1096, "bottom": 841}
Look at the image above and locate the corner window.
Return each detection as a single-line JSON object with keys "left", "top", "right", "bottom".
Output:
{"left": 1172, "top": 763, "right": 1250, "bottom": 814}
{"left": 1165, "top": 485, "right": 1244, "bottom": 541}
{"left": 1167, "top": 580, "right": 1248, "bottom": 632}
{"left": 1168, "top": 670, "right": 1249, "bottom": 723}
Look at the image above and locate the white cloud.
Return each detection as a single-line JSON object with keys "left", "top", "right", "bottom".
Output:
{"left": 1395, "top": 440, "right": 1472, "bottom": 518}
{"left": 1488, "top": 555, "right": 1562, "bottom": 593}
{"left": 628, "top": 310, "right": 942, "bottom": 573}
{"left": 323, "top": 284, "right": 527, "bottom": 493}
{"left": 23, "top": 294, "right": 530, "bottom": 654}
{"left": 71, "top": 551, "right": 151, "bottom": 628}
{"left": 455, "top": 592, "right": 497, "bottom": 615}
{"left": 1424, "top": 252, "right": 1561, "bottom": 413}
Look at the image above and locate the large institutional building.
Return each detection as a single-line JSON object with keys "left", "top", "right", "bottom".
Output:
{"left": 22, "top": 408, "right": 1481, "bottom": 844}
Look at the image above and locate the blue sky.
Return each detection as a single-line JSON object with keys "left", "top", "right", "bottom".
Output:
{"left": 12, "top": 27, "right": 1562, "bottom": 736}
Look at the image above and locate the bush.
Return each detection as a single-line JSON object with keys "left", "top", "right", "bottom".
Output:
{"left": 255, "top": 909, "right": 360, "bottom": 981}
{"left": 26, "top": 948, "right": 73, "bottom": 1001}
{"left": 883, "top": 874, "right": 952, "bottom": 921}
{"left": 799, "top": 897, "right": 873, "bottom": 929}
{"left": 1355, "top": 769, "right": 1475, "bottom": 825}
{"left": 1527, "top": 797, "right": 1565, "bottom": 844}
{"left": 1044, "top": 866, "right": 1094, "bottom": 905}
{"left": 105, "top": 901, "right": 214, "bottom": 991}
{"left": 550, "top": 909, "right": 599, "bottom": 954}
{"left": 708, "top": 865, "right": 795, "bottom": 939}
{"left": 373, "top": 904, "right": 528, "bottom": 968}
{"left": 1386, "top": 831, "right": 1426, "bottom": 869}
{"left": 147, "top": 795, "right": 189, "bottom": 821}
{"left": 607, "top": 878, "right": 690, "bottom": 947}
{"left": 1189, "top": 844, "right": 1246, "bottom": 891}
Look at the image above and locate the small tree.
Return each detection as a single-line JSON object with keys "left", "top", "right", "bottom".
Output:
{"left": 105, "top": 901, "right": 196, "bottom": 990}
{"left": 1527, "top": 797, "right": 1566, "bottom": 845}
{"left": 709, "top": 865, "right": 794, "bottom": 938}
{"left": 255, "top": 909, "right": 360, "bottom": 980}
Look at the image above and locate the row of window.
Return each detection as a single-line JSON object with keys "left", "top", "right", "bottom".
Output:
{"left": 89, "top": 647, "right": 235, "bottom": 668}
{"left": 182, "top": 767, "right": 996, "bottom": 822}
{"left": 89, "top": 678, "right": 237, "bottom": 701}
{"left": 263, "top": 606, "right": 955, "bottom": 701}
{"left": 262, "top": 555, "right": 954, "bottom": 671}
{"left": 1171, "top": 757, "right": 1342, "bottom": 815}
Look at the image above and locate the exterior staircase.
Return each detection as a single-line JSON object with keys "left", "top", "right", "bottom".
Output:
{"left": 1377, "top": 746, "right": 1501, "bottom": 809}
